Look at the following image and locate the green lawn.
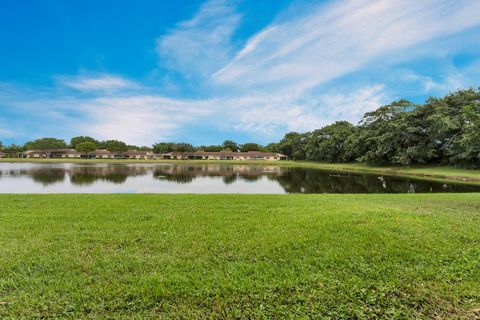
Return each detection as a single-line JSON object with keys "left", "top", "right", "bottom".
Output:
{"left": 1, "top": 194, "right": 480, "bottom": 319}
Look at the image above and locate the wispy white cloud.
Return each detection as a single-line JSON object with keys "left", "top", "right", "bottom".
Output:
{"left": 0, "top": 119, "right": 16, "bottom": 138}
{"left": 80, "top": 95, "right": 214, "bottom": 145}
{"left": 217, "top": 84, "right": 388, "bottom": 135}
{"left": 214, "top": 0, "right": 480, "bottom": 94}
{"left": 0, "top": 80, "right": 218, "bottom": 145}
{"left": 156, "top": 0, "right": 241, "bottom": 78}
{"left": 58, "top": 74, "right": 139, "bottom": 92}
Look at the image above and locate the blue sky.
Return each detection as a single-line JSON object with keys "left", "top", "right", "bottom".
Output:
{"left": 1, "top": 0, "right": 480, "bottom": 146}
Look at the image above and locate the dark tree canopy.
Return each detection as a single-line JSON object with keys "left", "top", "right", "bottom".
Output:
{"left": 197, "top": 145, "right": 223, "bottom": 152}
{"left": 2, "top": 144, "right": 24, "bottom": 157}
{"left": 70, "top": 136, "right": 98, "bottom": 149}
{"left": 171, "top": 143, "right": 194, "bottom": 152}
{"left": 153, "top": 142, "right": 194, "bottom": 153}
{"left": 222, "top": 140, "right": 239, "bottom": 152}
{"left": 273, "top": 88, "right": 480, "bottom": 167}
{"left": 240, "top": 143, "right": 263, "bottom": 152}
{"left": 75, "top": 141, "right": 97, "bottom": 153}
{"left": 153, "top": 142, "right": 175, "bottom": 154}
{"left": 305, "top": 121, "right": 356, "bottom": 163}
{"left": 104, "top": 140, "right": 128, "bottom": 153}
{"left": 24, "top": 138, "right": 67, "bottom": 150}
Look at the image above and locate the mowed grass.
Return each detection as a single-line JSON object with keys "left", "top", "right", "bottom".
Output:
{"left": 1, "top": 194, "right": 480, "bottom": 319}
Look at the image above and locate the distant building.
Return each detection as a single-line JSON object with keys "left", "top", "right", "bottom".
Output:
{"left": 0, "top": 151, "right": 7, "bottom": 158}
{"left": 23, "top": 149, "right": 154, "bottom": 160}
{"left": 160, "top": 151, "right": 287, "bottom": 161}
{"left": 23, "top": 149, "right": 79, "bottom": 158}
{"left": 21, "top": 149, "right": 287, "bottom": 161}
{"left": 123, "top": 151, "right": 155, "bottom": 160}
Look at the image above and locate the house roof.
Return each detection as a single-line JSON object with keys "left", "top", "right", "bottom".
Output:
{"left": 51, "top": 149, "right": 80, "bottom": 155}
{"left": 124, "top": 150, "right": 151, "bottom": 156}
{"left": 91, "top": 149, "right": 112, "bottom": 155}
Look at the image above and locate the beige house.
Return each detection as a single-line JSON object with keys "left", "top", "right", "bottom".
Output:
{"left": 123, "top": 151, "right": 155, "bottom": 160}
{"left": 23, "top": 149, "right": 80, "bottom": 158}
{"left": 22, "top": 149, "right": 287, "bottom": 161}
{"left": 160, "top": 151, "right": 287, "bottom": 161}
{"left": 81, "top": 149, "right": 114, "bottom": 159}
{"left": 23, "top": 149, "right": 155, "bottom": 160}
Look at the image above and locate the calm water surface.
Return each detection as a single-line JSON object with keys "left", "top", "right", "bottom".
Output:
{"left": 0, "top": 162, "right": 479, "bottom": 194}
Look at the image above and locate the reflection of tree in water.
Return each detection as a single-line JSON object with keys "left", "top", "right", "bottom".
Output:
{"left": 271, "top": 168, "right": 480, "bottom": 193}
{"left": 70, "top": 172, "right": 128, "bottom": 185}
{"left": 69, "top": 165, "right": 148, "bottom": 185}
{"left": 272, "top": 169, "right": 404, "bottom": 193}
{"left": 153, "top": 171, "right": 195, "bottom": 184}
{"left": 30, "top": 169, "right": 66, "bottom": 186}
{"left": 222, "top": 175, "right": 237, "bottom": 185}
{"left": 153, "top": 164, "right": 282, "bottom": 184}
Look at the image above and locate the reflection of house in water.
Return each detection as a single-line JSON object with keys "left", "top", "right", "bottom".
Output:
{"left": 1, "top": 164, "right": 152, "bottom": 186}
{"left": 153, "top": 164, "right": 285, "bottom": 184}
{"left": 2, "top": 168, "right": 67, "bottom": 186}
{"left": 68, "top": 165, "right": 151, "bottom": 185}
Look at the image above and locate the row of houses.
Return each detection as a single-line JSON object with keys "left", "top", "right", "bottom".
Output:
{"left": 19, "top": 149, "right": 288, "bottom": 161}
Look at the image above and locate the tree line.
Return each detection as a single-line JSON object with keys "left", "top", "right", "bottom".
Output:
{"left": 1, "top": 88, "right": 479, "bottom": 167}
{"left": 0, "top": 136, "right": 270, "bottom": 156}
{"left": 268, "top": 88, "right": 480, "bottom": 168}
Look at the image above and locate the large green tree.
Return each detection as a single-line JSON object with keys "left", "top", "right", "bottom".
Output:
{"left": 70, "top": 136, "right": 98, "bottom": 149}
{"left": 240, "top": 143, "right": 263, "bottom": 152}
{"left": 75, "top": 141, "right": 97, "bottom": 153}
{"left": 153, "top": 142, "right": 175, "bottom": 154}
{"left": 354, "top": 100, "right": 438, "bottom": 165}
{"left": 196, "top": 145, "right": 223, "bottom": 152}
{"left": 172, "top": 143, "right": 194, "bottom": 152}
{"left": 153, "top": 142, "right": 194, "bottom": 153}
{"left": 435, "top": 89, "right": 480, "bottom": 167}
{"left": 104, "top": 140, "right": 128, "bottom": 153}
{"left": 305, "top": 121, "right": 356, "bottom": 163}
{"left": 222, "top": 140, "right": 239, "bottom": 152}
{"left": 277, "top": 132, "right": 308, "bottom": 160}
{"left": 3, "top": 144, "right": 24, "bottom": 157}
{"left": 24, "top": 138, "right": 67, "bottom": 150}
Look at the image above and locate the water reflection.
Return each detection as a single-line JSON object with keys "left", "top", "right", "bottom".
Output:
{"left": 0, "top": 162, "right": 479, "bottom": 194}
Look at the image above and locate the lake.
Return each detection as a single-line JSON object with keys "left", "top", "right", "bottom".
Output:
{"left": 0, "top": 162, "right": 479, "bottom": 194}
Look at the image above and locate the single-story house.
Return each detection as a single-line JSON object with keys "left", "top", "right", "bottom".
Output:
{"left": 159, "top": 151, "right": 287, "bottom": 161}
{"left": 23, "top": 149, "right": 80, "bottom": 158}
{"left": 23, "top": 149, "right": 155, "bottom": 160}
{"left": 81, "top": 149, "right": 114, "bottom": 159}
{"left": 123, "top": 151, "right": 155, "bottom": 160}
{"left": 0, "top": 151, "right": 7, "bottom": 158}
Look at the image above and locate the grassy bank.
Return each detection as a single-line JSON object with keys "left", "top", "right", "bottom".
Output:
{"left": 1, "top": 194, "right": 479, "bottom": 318}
